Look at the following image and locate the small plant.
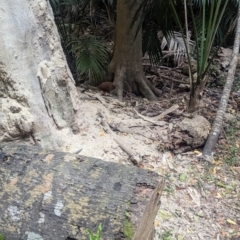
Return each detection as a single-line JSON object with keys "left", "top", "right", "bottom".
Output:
{"left": 155, "top": 230, "right": 174, "bottom": 240}
{"left": 169, "top": 0, "right": 231, "bottom": 111}
{"left": 232, "top": 74, "right": 240, "bottom": 92}
{"left": 87, "top": 224, "right": 102, "bottom": 240}
{"left": 164, "top": 186, "right": 175, "bottom": 195}
{"left": 162, "top": 230, "right": 174, "bottom": 240}
{"left": 123, "top": 219, "right": 134, "bottom": 239}
{"left": 67, "top": 37, "right": 110, "bottom": 85}
{"left": 225, "top": 123, "right": 240, "bottom": 166}
{"left": 0, "top": 234, "right": 5, "bottom": 240}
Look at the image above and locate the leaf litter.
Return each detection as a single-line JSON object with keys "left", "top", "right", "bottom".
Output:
{"left": 66, "top": 60, "right": 240, "bottom": 239}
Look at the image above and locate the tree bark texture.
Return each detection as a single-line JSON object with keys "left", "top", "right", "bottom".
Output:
{"left": 0, "top": 143, "right": 164, "bottom": 240}
{"left": 0, "top": 0, "right": 86, "bottom": 149}
{"left": 188, "top": 75, "right": 208, "bottom": 113}
{"left": 109, "top": 0, "right": 161, "bottom": 101}
{"left": 202, "top": 3, "right": 240, "bottom": 159}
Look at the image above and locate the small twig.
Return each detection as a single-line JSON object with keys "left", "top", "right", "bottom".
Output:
{"left": 170, "top": 81, "right": 174, "bottom": 96}
{"left": 98, "top": 110, "right": 141, "bottom": 165}
{"left": 110, "top": 123, "right": 164, "bottom": 141}
{"left": 152, "top": 67, "right": 188, "bottom": 84}
{"left": 160, "top": 74, "right": 188, "bottom": 84}
{"left": 134, "top": 109, "right": 166, "bottom": 126}
{"left": 74, "top": 149, "right": 83, "bottom": 154}
{"left": 84, "top": 92, "right": 110, "bottom": 109}
{"left": 223, "top": 201, "right": 240, "bottom": 211}
{"left": 151, "top": 104, "right": 179, "bottom": 121}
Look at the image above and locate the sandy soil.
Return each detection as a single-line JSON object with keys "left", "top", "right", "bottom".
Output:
{"left": 59, "top": 88, "right": 240, "bottom": 240}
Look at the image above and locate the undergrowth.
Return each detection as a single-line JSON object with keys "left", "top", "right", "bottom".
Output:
{"left": 0, "top": 234, "right": 5, "bottom": 240}
{"left": 155, "top": 229, "right": 175, "bottom": 240}
{"left": 224, "top": 120, "right": 240, "bottom": 166}
{"left": 88, "top": 224, "right": 102, "bottom": 240}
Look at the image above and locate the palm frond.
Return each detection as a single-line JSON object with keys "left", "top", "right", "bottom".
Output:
{"left": 142, "top": 23, "right": 162, "bottom": 65}
{"left": 161, "top": 31, "right": 195, "bottom": 65}
{"left": 67, "top": 37, "right": 110, "bottom": 85}
{"left": 139, "top": 0, "right": 180, "bottom": 66}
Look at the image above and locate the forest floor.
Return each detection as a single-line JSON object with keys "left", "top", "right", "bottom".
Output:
{"left": 61, "top": 53, "right": 240, "bottom": 239}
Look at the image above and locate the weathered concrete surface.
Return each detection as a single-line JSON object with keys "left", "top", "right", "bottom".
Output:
{"left": 0, "top": 143, "right": 164, "bottom": 240}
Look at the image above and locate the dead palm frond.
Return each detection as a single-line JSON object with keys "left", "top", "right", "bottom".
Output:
{"left": 160, "top": 31, "right": 195, "bottom": 65}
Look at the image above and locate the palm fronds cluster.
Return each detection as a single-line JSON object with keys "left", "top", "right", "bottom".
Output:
{"left": 49, "top": 0, "right": 115, "bottom": 85}
{"left": 50, "top": 0, "right": 238, "bottom": 88}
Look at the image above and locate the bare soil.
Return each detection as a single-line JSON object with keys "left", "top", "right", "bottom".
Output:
{"left": 56, "top": 78, "right": 240, "bottom": 240}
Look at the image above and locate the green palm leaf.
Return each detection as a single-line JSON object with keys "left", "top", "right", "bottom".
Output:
{"left": 68, "top": 37, "right": 110, "bottom": 85}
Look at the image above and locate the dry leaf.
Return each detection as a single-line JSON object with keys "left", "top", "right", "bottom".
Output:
{"left": 227, "top": 219, "right": 237, "bottom": 225}
{"left": 216, "top": 193, "right": 222, "bottom": 198}
{"left": 159, "top": 210, "right": 171, "bottom": 219}
{"left": 194, "top": 150, "right": 201, "bottom": 155}
{"left": 99, "top": 131, "right": 105, "bottom": 136}
{"left": 212, "top": 159, "right": 223, "bottom": 165}
{"left": 154, "top": 220, "right": 160, "bottom": 227}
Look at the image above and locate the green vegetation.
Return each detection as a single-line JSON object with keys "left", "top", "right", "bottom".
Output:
{"left": 87, "top": 224, "right": 102, "bottom": 240}
{"left": 163, "top": 186, "right": 175, "bottom": 195}
{"left": 67, "top": 36, "right": 109, "bottom": 84}
{"left": 162, "top": 230, "right": 174, "bottom": 240}
{"left": 50, "top": 0, "right": 239, "bottom": 110}
{"left": 169, "top": 0, "right": 231, "bottom": 111}
{"left": 156, "top": 229, "right": 174, "bottom": 240}
{"left": 232, "top": 74, "right": 240, "bottom": 92}
{"left": 225, "top": 121, "right": 240, "bottom": 166}
{"left": 0, "top": 234, "right": 5, "bottom": 240}
{"left": 123, "top": 219, "right": 134, "bottom": 239}
{"left": 49, "top": 0, "right": 113, "bottom": 85}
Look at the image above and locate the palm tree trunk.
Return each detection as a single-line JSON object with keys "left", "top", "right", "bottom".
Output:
{"left": 202, "top": 2, "right": 240, "bottom": 160}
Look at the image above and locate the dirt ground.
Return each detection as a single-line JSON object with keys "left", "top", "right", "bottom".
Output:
{"left": 56, "top": 82, "right": 240, "bottom": 240}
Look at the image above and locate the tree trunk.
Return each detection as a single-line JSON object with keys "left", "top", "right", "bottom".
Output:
{"left": 188, "top": 75, "right": 208, "bottom": 112}
{"left": 0, "top": 143, "right": 164, "bottom": 240}
{"left": 109, "top": 0, "right": 161, "bottom": 101}
{"left": 0, "top": 0, "right": 86, "bottom": 149}
{"left": 188, "top": 85, "right": 204, "bottom": 112}
{"left": 202, "top": 2, "right": 240, "bottom": 160}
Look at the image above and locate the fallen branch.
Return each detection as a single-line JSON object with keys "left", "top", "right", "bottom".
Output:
{"left": 151, "top": 104, "right": 179, "bottom": 121}
{"left": 98, "top": 110, "right": 141, "bottom": 165}
{"left": 134, "top": 110, "right": 166, "bottom": 126}
{"left": 84, "top": 92, "right": 108, "bottom": 106}
{"left": 110, "top": 123, "right": 158, "bottom": 141}
{"left": 147, "top": 66, "right": 188, "bottom": 84}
